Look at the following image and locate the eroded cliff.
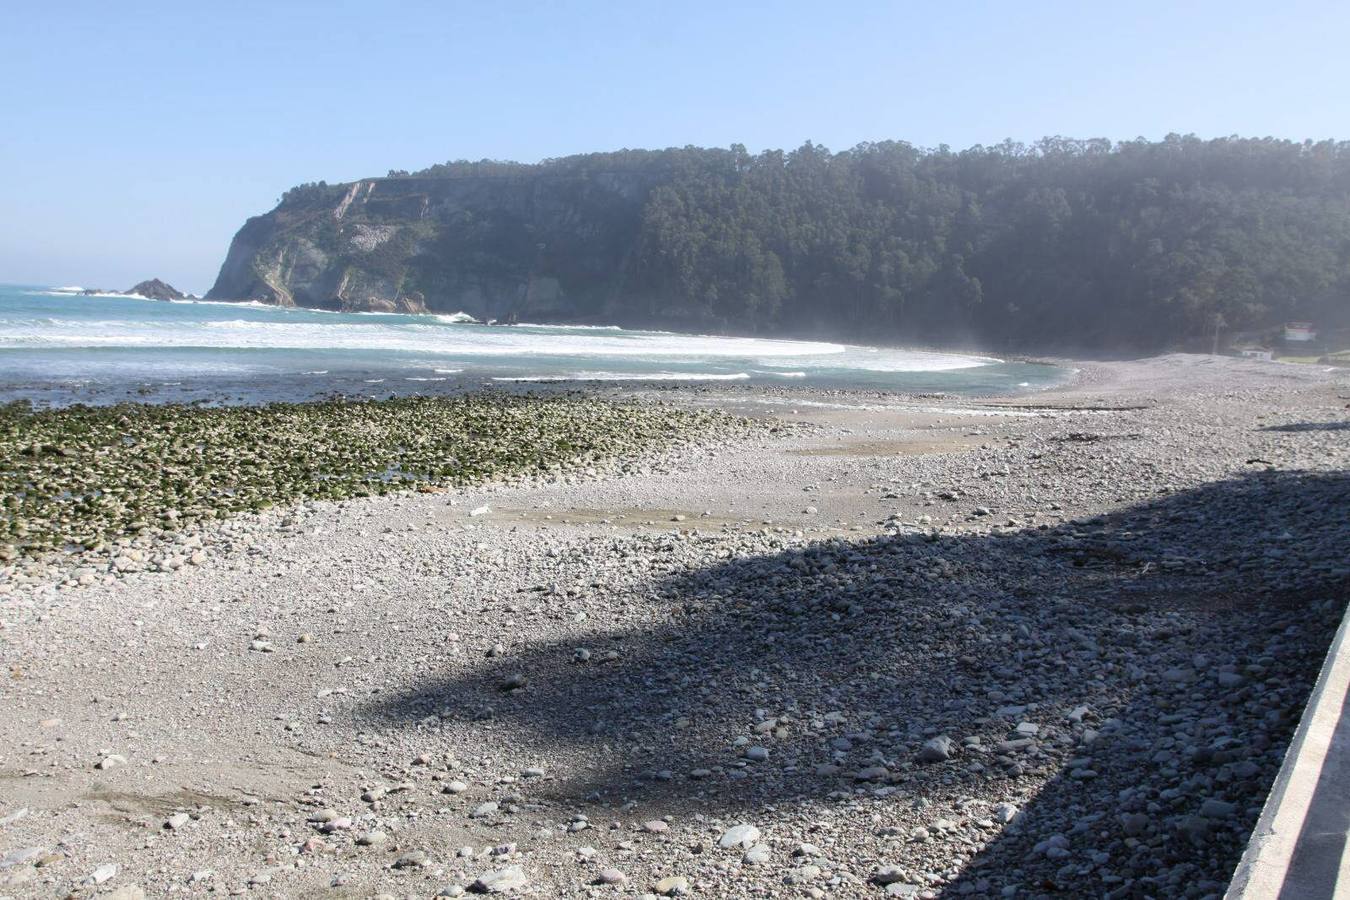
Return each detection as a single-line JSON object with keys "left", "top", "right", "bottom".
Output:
{"left": 206, "top": 170, "right": 656, "bottom": 320}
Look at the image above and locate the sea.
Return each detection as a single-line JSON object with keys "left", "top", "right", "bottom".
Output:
{"left": 0, "top": 285, "right": 1068, "bottom": 405}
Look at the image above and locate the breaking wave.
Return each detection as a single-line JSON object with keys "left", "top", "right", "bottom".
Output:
{"left": 492, "top": 371, "right": 754, "bottom": 382}
{"left": 0, "top": 285, "right": 1071, "bottom": 396}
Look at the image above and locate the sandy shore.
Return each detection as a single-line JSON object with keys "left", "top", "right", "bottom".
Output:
{"left": 2, "top": 354, "right": 1348, "bottom": 899}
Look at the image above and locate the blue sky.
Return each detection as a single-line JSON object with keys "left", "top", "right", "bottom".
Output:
{"left": 2, "top": 0, "right": 1348, "bottom": 292}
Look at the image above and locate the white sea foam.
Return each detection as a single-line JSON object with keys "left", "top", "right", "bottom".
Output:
{"left": 748, "top": 397, "right": 1068, "bottom": 417}
{"left": 1, "top": 316, "right": 997, "bottom": 374}
{"left": 493, "top": 371, "right": 753, "bottom": 382}
{"left": 0, "top": 288, "right": 1046, "bottom": 391}
{"left": 513, "top": 322, "right": 624, "bottom": 331}
{"left": 37, "top": 290, "right": 144, "bottom": 300}
{"left": 37, "top": 289, "right": 208, "bottom": 304}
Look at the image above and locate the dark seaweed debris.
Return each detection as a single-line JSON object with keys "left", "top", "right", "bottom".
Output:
{"left": 0, "top": 395, "right": 742, "bottom": 560}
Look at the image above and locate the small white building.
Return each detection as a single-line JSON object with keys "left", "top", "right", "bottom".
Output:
{"left": 1240, "top": 348, "right": 1274, "bottom": 361}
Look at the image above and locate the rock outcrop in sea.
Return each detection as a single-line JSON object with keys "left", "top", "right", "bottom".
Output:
{"left": 125, "top": 278, "right": 187, "bottom": 301}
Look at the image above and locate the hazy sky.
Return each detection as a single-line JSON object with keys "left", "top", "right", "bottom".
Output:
{"left": 3, "top": 0, "right": 1348, "bottom": 292}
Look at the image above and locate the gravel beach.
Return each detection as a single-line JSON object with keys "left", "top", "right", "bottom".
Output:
{"left": 2, "top": 353, "right": 1348, "bottom": 899}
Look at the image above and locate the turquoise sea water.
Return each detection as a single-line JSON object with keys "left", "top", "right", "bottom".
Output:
{"left": 0, "top": 285, "right": 1067, "bottom": 405}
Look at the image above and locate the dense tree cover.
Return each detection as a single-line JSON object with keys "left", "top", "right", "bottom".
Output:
{"left": 617, "top": 136, "right": 1350, "bottom": 349}
{"left": 279, "top": 180, "right": 339, "bottom": 205}
{"left": 305, "top": 137, "right": 1350, "bottom": 350}
{"left": 394, "top": 146, "right": 742, "bottom": 181}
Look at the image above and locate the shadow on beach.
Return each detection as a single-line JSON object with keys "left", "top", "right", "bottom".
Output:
{"left": 1258, "top": 421, "right": 1350, "bottom": 433}
{"left": 366, "top": 470, "right": 1349, "bottom": 896}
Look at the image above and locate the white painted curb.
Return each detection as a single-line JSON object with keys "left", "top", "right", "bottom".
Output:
{"left": 1226, "top": 607, "right": 1350, "bottom": 899}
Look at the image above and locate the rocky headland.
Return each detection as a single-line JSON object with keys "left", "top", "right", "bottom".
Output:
{"left": 199, "top": 139, "right": 1350, "bottom": 351}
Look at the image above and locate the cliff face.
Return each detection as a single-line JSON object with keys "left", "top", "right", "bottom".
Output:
{"left": 206, "top": 172, "right": 657, "bottom": 320}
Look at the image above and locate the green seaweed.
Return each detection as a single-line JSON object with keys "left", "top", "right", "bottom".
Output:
{"left": 0, "top": 395, "right": 739, "bottom": 561}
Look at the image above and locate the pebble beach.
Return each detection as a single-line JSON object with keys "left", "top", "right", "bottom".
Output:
{"left": 2, "top": 353, "right": 1348, "bottom": 899}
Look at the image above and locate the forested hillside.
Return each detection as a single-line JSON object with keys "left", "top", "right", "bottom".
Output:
{"left": 209, "top": 136, "right": 1350, "bottom": 351}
